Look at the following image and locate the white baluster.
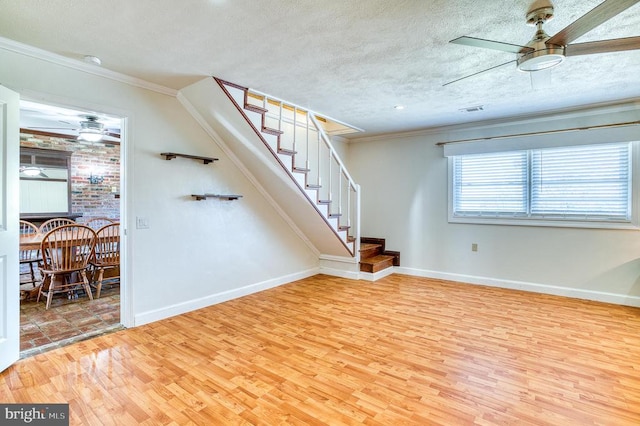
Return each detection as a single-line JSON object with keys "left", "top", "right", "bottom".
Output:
{"left": 293, "top": 107, "right": 297, "bottom": 155}
{"left": 305, "top": 113, "right": 310, "bottom": 171}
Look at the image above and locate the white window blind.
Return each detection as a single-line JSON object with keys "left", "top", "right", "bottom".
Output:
{"left": 530, "top": 143, "right": 630, "bottom": 220}
{"left": 451, "top": 142, "right": 633, "bottom": 225}
{"left": 453, "top": 151, "right": 528, "bottom": 216}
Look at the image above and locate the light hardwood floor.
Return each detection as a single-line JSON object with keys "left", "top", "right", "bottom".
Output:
{"left": 2, "top": 274, "right": 640, "bottom": 425}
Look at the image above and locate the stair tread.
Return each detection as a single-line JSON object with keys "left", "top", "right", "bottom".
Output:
{"left": 278, "top": 148, "right": 297, "bottom": 155}
{"left": 245, "top": 104, "right": 268, "bottom": 114}
{"left": 263, "top": 127, "right": 284, "bottom": 135}
{"left": 359, "top": 253, "right": 395, "bottom": 273}
{"left": 360, "top": 243, "right": 382, "bottom": 252}
{"left": 360, "top": 254, "right": 395, "bottom": 264}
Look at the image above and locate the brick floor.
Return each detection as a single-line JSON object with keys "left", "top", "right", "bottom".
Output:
{"left": 19, "top": 282, "right": 121, "bottom": 357}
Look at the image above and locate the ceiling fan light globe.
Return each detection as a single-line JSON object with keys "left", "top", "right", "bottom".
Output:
{"left": 21, "top": 167, "right": 42, "bottom": 177}
{"left": 77, "top": 116, "right": 105, "bottom": 142}
{"left": 78, "top": 131, "right": 103, "bottom": 142}
{"left": 517, "top": 47, "right": 565, "bottom": 72}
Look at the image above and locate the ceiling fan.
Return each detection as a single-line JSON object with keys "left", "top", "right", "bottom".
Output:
{"left": 25, "top": 115, "right": 115, "bottom": 142}
{"left": 444, "top": 0, "right": 640, "bottom": 86}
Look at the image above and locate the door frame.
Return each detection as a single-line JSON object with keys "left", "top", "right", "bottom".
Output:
{"left": 17, "top": 93, "right": 132, "bottom": 330}
{"left": 0, "top": 85, "right": 20, "bottom": 372}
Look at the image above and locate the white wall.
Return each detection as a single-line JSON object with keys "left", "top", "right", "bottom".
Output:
{"left": 330, "top": 135, "right": 349, "bottom": 163}
{"left": 346, "top": 104, "right": 640, "bottom": 306}
{"left": 0, "top": 45, "right": 319, "bottom": 326}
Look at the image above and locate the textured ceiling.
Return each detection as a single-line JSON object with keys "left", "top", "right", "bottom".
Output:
{"left": 1, "top": 0, "right": 639, "bottom": 138}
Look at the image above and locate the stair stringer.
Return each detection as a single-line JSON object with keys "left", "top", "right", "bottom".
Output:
{"left": 179, "top": 77, "right": 354, "bottom": 257}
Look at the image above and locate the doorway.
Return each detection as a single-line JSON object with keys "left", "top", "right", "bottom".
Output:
{"left": 18, "top": 100, "right": 124, "bottom": 357}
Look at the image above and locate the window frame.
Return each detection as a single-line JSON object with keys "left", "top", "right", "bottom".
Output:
{"left": 20, "top": 147, "right": 73, "bottom": 217}
{"left": 447, "top": 141, "right": 640, "bottom": 230}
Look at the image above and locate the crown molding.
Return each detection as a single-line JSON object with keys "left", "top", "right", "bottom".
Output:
{"left": 348, "top": 97, "right": 640, "bottom": 144}
{"left": 0, "top": 36, "right": 177, "bottom": 97}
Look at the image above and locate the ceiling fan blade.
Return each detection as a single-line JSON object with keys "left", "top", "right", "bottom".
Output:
{"left": 443, "top": 60, "right": 516, "bottom": 86}
{"left": 565, "top": 36, "right": 640, "bottom": 55}
{"left": 450, "top": 36, "right": 533, "bottom": 54}
{"left": 26, "top": 126, "right": 78, "bottom": 130}
{"left": 547, "top": 0, "right": 640, "bottom": 46}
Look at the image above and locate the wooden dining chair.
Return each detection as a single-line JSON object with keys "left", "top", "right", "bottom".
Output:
{"left": 37, "top": 224, "right": 97, "bottom": 309}
{"left": 39, "top": 217, "right": 75, "bottom": 234}
{"left": 19, "top": 220, "right": 42, "bottom": 287}
{"left": 90, "top": 223, "right": 120, "bottom": 298}
{"left": 85, "top": 217, "right": 116, "bottom": 230}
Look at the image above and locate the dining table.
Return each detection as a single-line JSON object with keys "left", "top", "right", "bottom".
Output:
{"left": 20, "top": 230, "right": 95, "bottom": 251}
{"left": 20, "top": 233, "right": 45, "bottom": 251}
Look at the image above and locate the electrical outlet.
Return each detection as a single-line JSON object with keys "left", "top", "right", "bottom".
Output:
{"left": 471, "top": 243, "right": 478, "bottom": 252}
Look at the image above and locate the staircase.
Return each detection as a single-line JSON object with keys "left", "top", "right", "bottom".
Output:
{"left": 178, "top": 77, "right": 360, "bottom": 258}
{"left": 359, "top": 237, "right": 400, "bottom": 273}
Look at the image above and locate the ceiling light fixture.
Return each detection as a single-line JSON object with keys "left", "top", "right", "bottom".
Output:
{"left": 83, "top": 55, "right": 102, "bottom": 66}
{"left": 77, "top": 116, "right": 104, "bottom": 142}
{"left": 517, "top": 46, "right": 565, "bottom": 72}
{"left": 20, "top": 166, "right": 43, "bottom": 177}
{"left": 516, "top": 6, "right": 565, "bottom": 72}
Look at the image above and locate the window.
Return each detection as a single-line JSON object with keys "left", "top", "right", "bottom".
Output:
{"left": 20, "top": 147, "right": 72, "bottom": 216}
{"left": 450, "top": 142, "right": 635, "bottom": 228}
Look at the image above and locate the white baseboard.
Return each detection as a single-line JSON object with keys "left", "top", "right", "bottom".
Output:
{"left": 319, "top": 254, "right": 358, "bottom": 264}
{"left": 359, "top": 267, "right": 395, "bottom": 282}
{"left": 319, "top": 266, "right": 360, "bottom": 280}
{"left": 134, "top": 267, "right": 320, "bottom": 326}
{"left": 395, "top": 267, "right": 640, "bottom": 308}
{"left": 319, "top": 255, "right": 360, "bottom": 280}
{"left": 319, "top": 258, "right": 395, "bottom": 281}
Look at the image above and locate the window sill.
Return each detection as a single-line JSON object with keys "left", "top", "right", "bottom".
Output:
{"left": 448, "top": 215, "right": 639, "bottom": 230}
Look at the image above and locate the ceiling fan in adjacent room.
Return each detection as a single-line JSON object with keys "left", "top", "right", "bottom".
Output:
{"left": 444, "top": 0, "right": 640, "bottom": 86}
{"left": 25, "top": 115, "right": 109, "bottom": 142}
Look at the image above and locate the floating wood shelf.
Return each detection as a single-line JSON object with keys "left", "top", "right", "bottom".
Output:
{"left": 160, "top": 152, "right": 219, "bottom": 164}
{"left": 192, "top": 194, "right": 243, "bottom": 201}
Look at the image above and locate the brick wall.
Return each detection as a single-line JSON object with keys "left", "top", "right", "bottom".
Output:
{"left": 20, "top": 131, "right": 120, "bottom": 223}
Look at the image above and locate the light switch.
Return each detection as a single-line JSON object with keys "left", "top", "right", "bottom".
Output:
{"left": 136, "top": 216, "right": 150, "bottom": 229}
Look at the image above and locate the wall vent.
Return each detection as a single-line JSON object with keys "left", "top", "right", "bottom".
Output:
{"left": 459, "top": 105, "right": 484, "bottom": 113}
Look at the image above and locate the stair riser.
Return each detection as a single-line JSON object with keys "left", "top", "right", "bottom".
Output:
{"left": 360, "top": 247, "right": 381, "bottom": 258}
